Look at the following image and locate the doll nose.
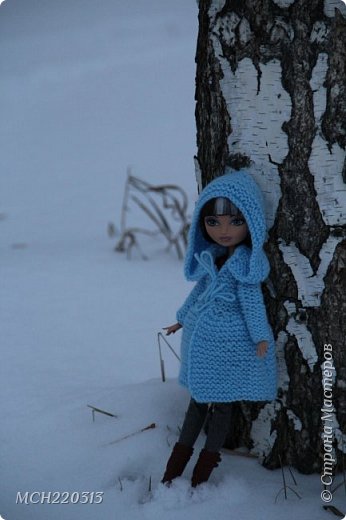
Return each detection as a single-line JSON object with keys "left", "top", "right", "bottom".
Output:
{"left": 220, "top": 222, "right": 231, "bottom": 233}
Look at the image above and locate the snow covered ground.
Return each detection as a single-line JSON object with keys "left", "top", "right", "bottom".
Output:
{"left": 0, "top": 1, "right": 344, "bottom": 519}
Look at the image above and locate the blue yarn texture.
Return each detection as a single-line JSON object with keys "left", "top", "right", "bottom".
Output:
{"left": 176, "top": 170, "right": 277, "bottom": 403}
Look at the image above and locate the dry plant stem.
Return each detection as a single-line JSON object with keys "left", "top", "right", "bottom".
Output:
{"left": 157, "top": 332, "right": 181, "bottom": 383}
{"left": 130, "top": 193, "right": 185, "bottom": 259}
{"left": 107, "top": 423, "right": 156, "bottom": 445}
{"left": 157, "top": 332, "right": 181, "bottom": 361}
{"left": 120, "top": 167, "right": 132, "bottom": 236}
{"left": 280, "top": 455, "right": 287, "bottom": 499}
{"left": 287, "top": 465, "right": 298, "bottom": 486}
{"left": 115, "top": 173, "right": 190, "bottom": 260}
{"left": 115, "top": 228, "right": 158, "bottom": 259}
{"left": 274, "top": 454, "right": 302, "bottom": 502}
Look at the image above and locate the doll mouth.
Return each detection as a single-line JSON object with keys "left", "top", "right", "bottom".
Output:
{"left": 219, "top": 237, "right": 233, "bottom": 241}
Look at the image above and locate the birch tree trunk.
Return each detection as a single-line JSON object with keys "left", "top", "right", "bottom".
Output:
{"left": 196, "top": 0, "right": 346, "bottom": 473}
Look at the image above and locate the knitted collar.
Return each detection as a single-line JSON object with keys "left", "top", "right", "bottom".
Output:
{"left": 192, "top": 245, "right": 269, "bottom": 284}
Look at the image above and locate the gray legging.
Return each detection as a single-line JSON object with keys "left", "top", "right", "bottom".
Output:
{"left": 178, "top": 397, "right": 233, "bottom": 452}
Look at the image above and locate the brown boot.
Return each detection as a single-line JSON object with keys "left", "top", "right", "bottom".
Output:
{"left": 191, "top": 449, "right": 221, "bottom": 487}
{"left": 161, "top": 442, "right": 194, "bottom": 484}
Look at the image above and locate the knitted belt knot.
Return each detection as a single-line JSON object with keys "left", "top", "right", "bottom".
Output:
{"left": 194, "top": 251, "right": 235, "bottom": 312}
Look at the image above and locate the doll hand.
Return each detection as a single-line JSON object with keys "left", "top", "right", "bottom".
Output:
{"left": 163, "top": 323, "right": 182, "bottom": 335}
{"left": 256, "top": 341, "right": 268, "bottom": 357}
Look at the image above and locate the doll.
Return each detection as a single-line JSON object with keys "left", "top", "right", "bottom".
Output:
{"left": 161, "top": 169, "right": 277, "bottom": 487}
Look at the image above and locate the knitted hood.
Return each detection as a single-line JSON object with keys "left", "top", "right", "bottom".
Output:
{"left": 184, "top": 169, "right": 270, "bottom": 284}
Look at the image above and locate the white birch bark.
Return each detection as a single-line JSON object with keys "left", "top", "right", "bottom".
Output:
{"left": 196, "top": 0, "right": 346, "bottom": 473}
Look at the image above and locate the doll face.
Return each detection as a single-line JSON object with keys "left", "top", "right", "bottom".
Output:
{"left": 203, "top": 214, "right": 249, "bottom": 249}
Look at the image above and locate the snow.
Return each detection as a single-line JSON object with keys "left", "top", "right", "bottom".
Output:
{"left": 0, "top": 0, "right": 344, "bottom": 519}
{"left": 250, "top": 402, "right": 280, "bottom": 458}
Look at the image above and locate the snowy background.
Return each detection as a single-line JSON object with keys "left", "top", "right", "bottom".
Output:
{"left": 0, "top": 1, "right": 343, "bottom": 519}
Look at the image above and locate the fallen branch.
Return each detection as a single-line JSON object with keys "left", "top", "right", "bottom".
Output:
{"left": 106, "top": 423, "right": 156, "bottom": 445}
{"left": 87, "top": 404, "right": 118, "bottom": 422}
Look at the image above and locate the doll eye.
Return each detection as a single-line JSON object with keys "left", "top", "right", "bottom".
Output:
{"left": 205, "top": 217, "right": 219, "bottom": 227}
{"left": 230, "top": 217, "right": 246, "bottom": 226}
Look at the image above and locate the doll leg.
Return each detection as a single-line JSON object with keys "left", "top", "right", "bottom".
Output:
{"left": 191, "top": 402, "right": 233, "bottom": 487}
{"left": 161, "top": 398, "right": 208, "bottom": 484}
{"left": 178, "top": 398, "right": 209, "bottom": 448}
{"left": 204, "top": 402, "right": 233, "bottom": 452}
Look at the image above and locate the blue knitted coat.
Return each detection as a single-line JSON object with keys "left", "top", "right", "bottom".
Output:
{"left": 176, "top": 170, "right": 277, "bottom": 403}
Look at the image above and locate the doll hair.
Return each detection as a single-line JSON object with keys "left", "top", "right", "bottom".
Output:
{"left": 199, "top": 197, "right": 252, "bottom": 248}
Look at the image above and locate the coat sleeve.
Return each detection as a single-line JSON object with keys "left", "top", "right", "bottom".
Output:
{"left": 176, "top": 276, "right": 207, "bottom": 326}
{"left": 237, "top": 281, "right": 271, "bottom": 344}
